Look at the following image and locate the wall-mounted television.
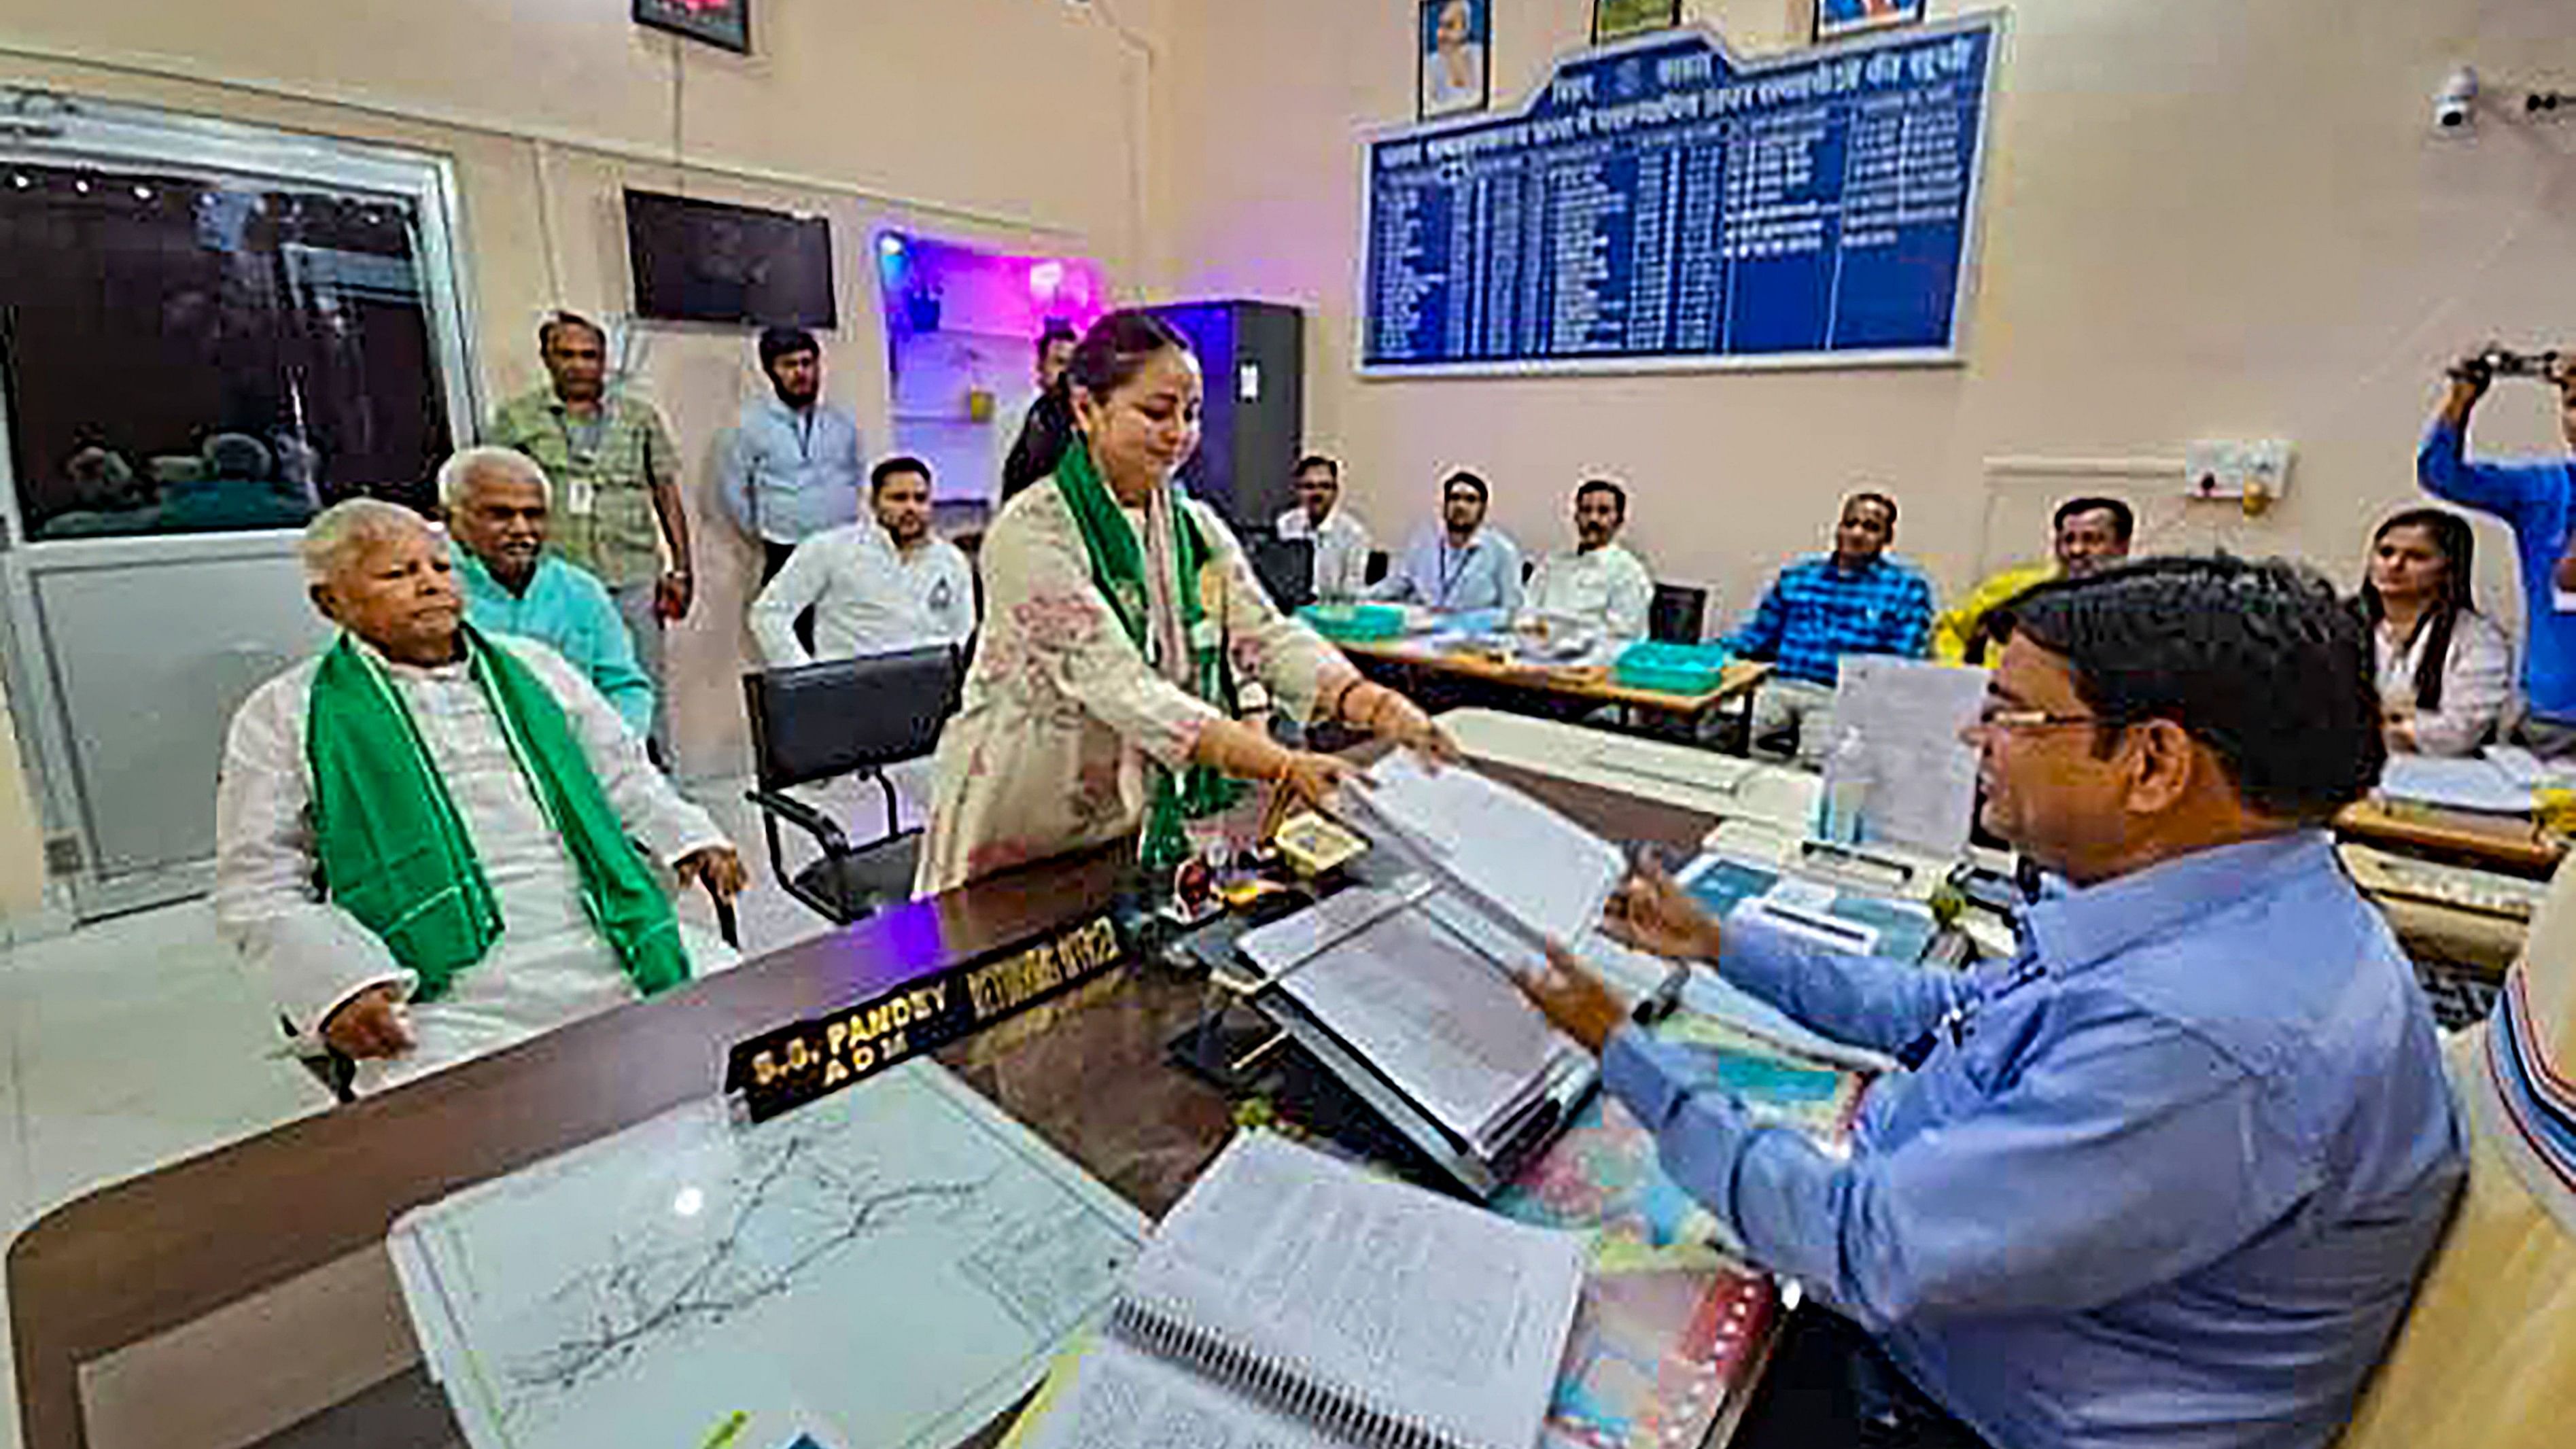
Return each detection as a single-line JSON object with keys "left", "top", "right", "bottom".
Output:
{"left": 624, "top": 189, "right": 836, "bottom": 329}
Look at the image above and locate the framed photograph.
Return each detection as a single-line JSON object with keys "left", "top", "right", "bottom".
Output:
{"left": 1418, "top": 0, "right": 1493, "bottom": 120}
{"left": 1814, "top": 0, "right": 1926, "bottom": 43}
{"left": 1593, "top": 0, "right": 1683, "bottom": 44}
{"left": 634, "top": 0, "right": 751, "bottom": 56}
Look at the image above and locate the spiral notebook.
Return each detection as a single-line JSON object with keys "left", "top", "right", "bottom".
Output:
{"left": 1016, "top": 1132, "right": 1588, "bottom": 1449}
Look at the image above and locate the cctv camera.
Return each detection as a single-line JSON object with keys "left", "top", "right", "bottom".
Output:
{"left": 2435, "top": 66, "right": 2479, "bottom": 132}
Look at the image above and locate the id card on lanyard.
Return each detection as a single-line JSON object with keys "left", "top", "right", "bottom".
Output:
{"left": 1438, "top": 539, "right": 1472, "bottom": 608}
{"left": 559, "top": 411, "right": 609, "bottom": 517}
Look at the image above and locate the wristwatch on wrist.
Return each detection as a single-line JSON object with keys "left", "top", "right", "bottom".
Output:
{"left": 1632, "top": 959, "right": 1691, "bottom": 1028}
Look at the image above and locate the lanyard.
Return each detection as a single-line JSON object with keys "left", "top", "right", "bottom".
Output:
{"left": 1438, "top": 538, "right": 1473, "bottom": 607}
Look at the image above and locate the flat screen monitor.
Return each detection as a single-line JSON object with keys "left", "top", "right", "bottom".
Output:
{"left": 625, "top": 188, "right": 836, "bottom": 329}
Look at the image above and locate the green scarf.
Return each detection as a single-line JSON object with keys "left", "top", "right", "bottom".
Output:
{"left": 304, "top": 625, "right": 690, "bottom": 1002}
{"left": 1054, "top": 440, "right": 1243, "bottom": 871}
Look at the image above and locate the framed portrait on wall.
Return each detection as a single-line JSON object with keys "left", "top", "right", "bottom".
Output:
{"left": 1418, "top": 0, "right": 1492, "bottom": 120}
{"left": 634, "top": 0, "right": 752, "bottom": 56}
{"left": 1814, "top": 0, "right": 1926, "bottom": 43}
{"left": 1594, "top": 0, "right": 1684, "bottom": 45}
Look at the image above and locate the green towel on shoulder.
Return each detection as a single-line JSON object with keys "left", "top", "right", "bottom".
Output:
{"left": 304, "top": 625, "right": 689, "bottom": 1002}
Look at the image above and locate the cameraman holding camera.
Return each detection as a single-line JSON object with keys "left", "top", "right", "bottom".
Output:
{"left": 2419, "top": 345, "right": 2576, "bottom": 754}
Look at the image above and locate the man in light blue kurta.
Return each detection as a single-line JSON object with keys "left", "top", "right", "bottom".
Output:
{"left": 1521, "top": 558, "right": 2463, "bottom": 1449}
{"left": 441, "top": 447, "right": 655, "bottom": 740}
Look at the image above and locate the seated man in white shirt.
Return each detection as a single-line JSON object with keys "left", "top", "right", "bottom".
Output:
{"left": 750, "top": 455, "right": 977, "bottom": 667}
{"left": 215, "top": 500, "right": 746, "bottom": 1095}
{"left": 1518, "top": 478, "right": 1654, "bottom": 646}
{"left": 1274, "top": 453, "right": 1374, "bottom": 602}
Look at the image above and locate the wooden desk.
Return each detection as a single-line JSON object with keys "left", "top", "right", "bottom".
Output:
{"left": 1341, "top": 636, "right": 1772, "bottom": 722}
{"left": 2334, "top": 797, "right": 2566, "bottom": 879}
{"left": 10, "top": 762, "right": 1722, "bottom": 1449}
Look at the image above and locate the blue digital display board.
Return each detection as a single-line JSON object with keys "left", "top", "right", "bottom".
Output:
{"left": 1361, "top": 14, "right": 2000, "bottom": 375}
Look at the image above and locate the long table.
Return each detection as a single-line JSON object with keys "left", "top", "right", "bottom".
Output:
{"left": 1341, "top": 635, "right": 1772, "bottom": 726}
{"left": 9, "top": 760, "right": 1724, "bottom": 1449}
{"left": 2333, "top": 796, "right": 2566, "bottom": 879}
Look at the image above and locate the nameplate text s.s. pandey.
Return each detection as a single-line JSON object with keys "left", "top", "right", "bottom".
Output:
{"left": 724, "top": 913, "right": 1126, "bottom": 1123}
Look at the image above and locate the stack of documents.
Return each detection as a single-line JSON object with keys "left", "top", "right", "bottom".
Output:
{"left": 1014, "top": 1132, "right": 1587, "bottom": 1449}
{"left": 1232, "top": 755, "right": 1624, "bottom": 1175}
{"left": 1243, "top": 880, "right": 1591, "bottom": 1161}
{"left": 2379, "top": 754, "right": 2534, "bottom": 816}
{"left": 1345, "top": 751, "right": 1628, "bottom": 949}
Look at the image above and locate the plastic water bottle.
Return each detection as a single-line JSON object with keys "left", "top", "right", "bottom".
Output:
{"left": 1818, "top": 727, "right": 1872, "bottom": 845}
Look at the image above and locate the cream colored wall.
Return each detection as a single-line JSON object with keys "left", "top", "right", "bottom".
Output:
{"left": 0, "top": 0, "right": 1174, "bottom": 918}
{"left": 1152, "top": 0, "right": 2576, "bottom": 630}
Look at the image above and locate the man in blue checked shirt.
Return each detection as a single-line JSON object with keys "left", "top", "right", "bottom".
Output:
{"left": 1520, "top": 557, "right": 2464, "bottom": 1449}
{"left": 1728, "top": 491, "right": 1934, "bottom": 765}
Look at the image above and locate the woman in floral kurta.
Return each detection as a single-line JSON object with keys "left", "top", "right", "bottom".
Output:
{"left": 918, "top": 313, "right": 1446, "bottom": 893}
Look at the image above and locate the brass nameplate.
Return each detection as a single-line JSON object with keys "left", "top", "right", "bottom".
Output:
{"left": 723, "top": 913, "right": 1126, "bottom": 1123}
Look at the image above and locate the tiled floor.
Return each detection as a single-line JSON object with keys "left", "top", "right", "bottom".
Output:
{"left": 0, "top": 771, "right": 906, "bottom": 1449}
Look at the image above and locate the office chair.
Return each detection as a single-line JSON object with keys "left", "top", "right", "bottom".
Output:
{"left": 1649, "top": 582, "right": 1709, "bottom": 644}
{"left": 287, "top": 873, "right": 740, "bottom": 1105}
{"left": 1365, "top": 549, "right": 1390, "bottom": 586}
{"left": 742, "top": 645, "right": 964, "bottom": 927}
{"left": 1249, "top": 534, "right": 1317, "bottom": 610}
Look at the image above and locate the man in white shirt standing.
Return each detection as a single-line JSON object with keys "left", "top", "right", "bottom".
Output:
{"left": 750, "top": 455, "right": 977, "bottom": 667}
{"left": 1273, "top": 453, "right": 1374, "bottom": 602}
{"left": 1519, "top": 478, "right": 1654, "bottom": 645}
{"left": 215, "top": 500, "right": 744, "bottom": 1096}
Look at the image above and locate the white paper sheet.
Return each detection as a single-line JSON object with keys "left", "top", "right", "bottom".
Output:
{"left": 1350, "top": 753, "right": 1626, "bottom": 948}
{"left": 2379, "top": 754, "right": 2533, "bottom": 815}
{"left": 389, "top": 1062, "right": 1147, "bottom": 1449}
{"left": 1826, "top": 658, "right": 1990, "bottom": 856}
{"left": 1275, "top": 907, "right": 1581, "bottom": 1147}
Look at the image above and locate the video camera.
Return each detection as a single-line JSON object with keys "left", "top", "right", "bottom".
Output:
{"left": 2452, "top": 347, "right": 2566, "bottom": 385}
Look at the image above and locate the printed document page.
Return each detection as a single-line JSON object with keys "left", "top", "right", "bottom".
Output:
{"left": 1351, "top": 753, "right": 1626, "bottom": 947}
{"left": 1132, "top": 1134, "right": 1586, "bottom": 1449}
{"left": 1275, "top": 907, "right": 1580, "bottom": 1147}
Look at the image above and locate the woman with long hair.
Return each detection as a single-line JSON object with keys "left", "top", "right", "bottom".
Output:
{"left": 918, "top": 311, "right": 1451, "bottom": 892}
{"left": 2356, "top": 507, "right": 2513, "bottom": 756}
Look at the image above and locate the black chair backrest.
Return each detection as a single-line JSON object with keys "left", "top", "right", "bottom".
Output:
{"left": 1364, "top": 548, "right": 1390, "bottom": 585}
{"left": 744, "top": 646, "right": 962, "bottom": 792}
{"left": 1650, "top": 582, "right": 1709, "bottom": 644}
{"left": 1248, "top": 534, "right": 1316, "bottom": 610}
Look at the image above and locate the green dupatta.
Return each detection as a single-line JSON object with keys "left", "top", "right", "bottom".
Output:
{"left": 304, "top": 625, "right": 690, "bottom": 1002}
{"left": 1053, "top": 440, "right": 1243, "bottom": 871}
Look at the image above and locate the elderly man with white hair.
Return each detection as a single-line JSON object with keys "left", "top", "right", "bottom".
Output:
{"left": 440, "top": 444, "right": 654, "bottom": 739}
{"left": 215, "top": 499, "right": 746, "bottom": 1094}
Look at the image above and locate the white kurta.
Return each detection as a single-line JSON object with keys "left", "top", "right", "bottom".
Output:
{"left": 214, "top": 634, "right": 732, "bottom": 1094}
{"left": 748, "top": 521, "right": 978, "bottom": 667}
{"left": 917, "top": 477, "right": 1360, "bottom": 893}
{"left": 1520, "top": 541, "right": 1655, "bottom": 643}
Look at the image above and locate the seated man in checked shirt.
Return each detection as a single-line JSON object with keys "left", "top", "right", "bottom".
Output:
{"left": 1726, "top": 489, "right": 1935, "bottom": 766}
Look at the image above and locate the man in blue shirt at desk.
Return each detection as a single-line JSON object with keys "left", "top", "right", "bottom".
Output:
{"left": 1521, "top": 557, "right": 2464, "bottom": 1449}
{"left": 2418, "top": 343, "right": 2576, "bottom": 754}
{"left": 1369, "top": 470, "right": 1523, "bottom": 617}
{"left": 1728, "top": 490, "right": 1934, "bottom": 765}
